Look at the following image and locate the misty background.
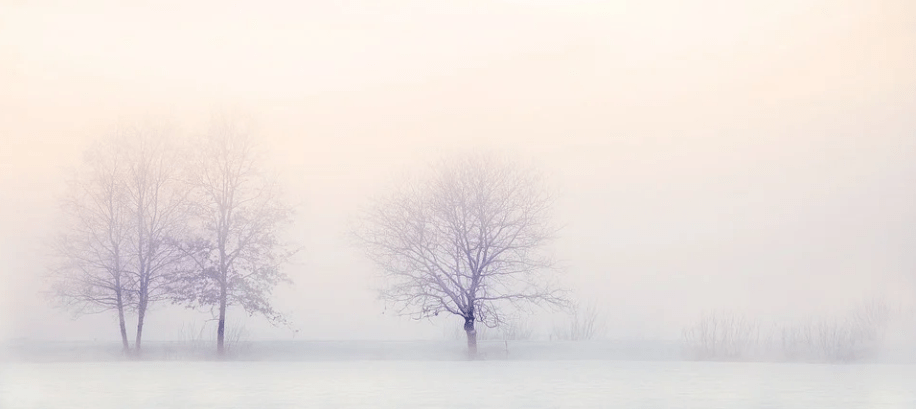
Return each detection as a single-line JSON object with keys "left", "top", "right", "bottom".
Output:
{"left": 1, "top": 0, "right": 915, "bottom": 346}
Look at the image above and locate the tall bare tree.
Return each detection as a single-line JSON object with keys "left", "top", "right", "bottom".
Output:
{"left": 117, "top": 126, "right": 189, "bottom": 353}
{"left": 353, "top": 153, "right": 565, "bottom": 358}
{"left": 171, "top": 116, "right": 295, "bottom": 356}
{"left": 49, "top": 139, "right": 133, "bottom": 352}
{"left": 49, "top": 125, "right": 190, "bottom": 354}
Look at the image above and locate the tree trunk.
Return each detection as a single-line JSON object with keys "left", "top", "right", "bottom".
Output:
{"left": 134, "top": 293, "right": 147, "bottom": 357}
{"left": 216, "top": 284, "right": 227, "bottom": 357}
{"left": 116, "top": 290, "right": 130, "bottom": 353}
{"left": 135, "top": 198, "right": 147, "bottom": 358}
{"left": 464, "top": 316, "right": 477, "bottom": 360}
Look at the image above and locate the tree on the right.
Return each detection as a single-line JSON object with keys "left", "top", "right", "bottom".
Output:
{"left": 353, "top": 152, "right": 567, "bottom": 358}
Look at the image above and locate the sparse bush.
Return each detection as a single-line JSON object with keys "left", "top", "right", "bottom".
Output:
{"left": 164, "top": 320, "right": 251, "bottom": 360}
{"left": 682, "top": 300, "right": 893, "bottom": 363}
{"left": 499, "top": 317, "right": 536, "bottom": 341}
{"left": 780, "top": 300, "right": 890, "bottom": 363}
{"left": 550, "top": 301, "right": 606, "bottom": 341}
{"left": 449, "top": 316, "right": 535, "bottom": 342}
{"left": 681, "top": 310, "right": 760, "bottom": 361}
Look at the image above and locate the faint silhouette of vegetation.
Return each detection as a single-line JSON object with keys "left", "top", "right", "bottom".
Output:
{"left": 163, "top": 320, "right": 252, "bottom": 360}
{"left": 681, "top": 310, "right": 760, "bottom": 361}
{"left": 550, "top": 301, "right": 607, "bottom": 341}
{"left": 448, "top": 315, "right": 535, "bottom": 342}
{"left": 682, "top": 299, "right": 893, "bottom": 363}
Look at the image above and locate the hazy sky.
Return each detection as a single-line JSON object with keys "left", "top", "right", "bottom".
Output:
{"left": 1, "top": 0, "right": 915, "bottom": 343}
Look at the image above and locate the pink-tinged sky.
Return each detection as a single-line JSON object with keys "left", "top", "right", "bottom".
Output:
{"left": 1, "top": 0, "right": 915, "bottom": 342}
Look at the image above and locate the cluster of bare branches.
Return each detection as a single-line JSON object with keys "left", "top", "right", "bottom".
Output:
{"left": 48, "top": 116, "right": 295, "bottom": 357}
{"left": 550, "top": 301, "right": 607, "bottom": 341}
{"left": 497, "top": 316, "right": 536, "bottom": 341}
{"left": 161, "top": 321, "right": 252, "bottom": 360}
{"left": 779, "top": 301, "right": 890, "bottom": 363}
{"left": 681, "top": 310, "right": 761, "bottom": 361}
{"left": 682, "top": 301, "right": 892, "bottom": 363}
{"left": 353, "top": 153, "right": 566, "bottom": 358}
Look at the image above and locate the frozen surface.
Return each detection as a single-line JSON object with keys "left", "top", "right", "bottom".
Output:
{"left": 0, "top": 340, "right": 686, "bottom": 362}
{"left": 6, "top": 339, "right": 914, "bottom": 363}
{"left": 2, "top": 360, "right": 915, "bottom": 409}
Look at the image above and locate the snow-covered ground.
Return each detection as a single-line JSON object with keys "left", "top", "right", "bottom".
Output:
{"left": 0, "top": 340, "right": 684, "bottom": 362}
{"left": 3, "top": 340, "right": 916, "bottom": 408}
{"left": 4, "top": 339, "right": 916, "bottom": 363}
{"left": 2, "top": 360, "right": 915, "bottom": 408}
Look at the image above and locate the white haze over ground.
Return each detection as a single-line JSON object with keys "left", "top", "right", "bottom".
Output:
{"left": 3, "top": 361, "right": 916, "bottom": 408}
{"left": 1, "top": 0, "right": 916, "bottom": 348}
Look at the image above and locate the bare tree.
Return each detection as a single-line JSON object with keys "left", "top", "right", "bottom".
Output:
{"left": 170, "top": 115, "right": 295, "bottom": 357}
{"left": 116, "top": 126, "right": 189, "bottom": 353}
{"left": 353, "top": 152, "right": 565, "bottom": 358}
{"left": 48, "top": 138, "right": 133, "bottom": 352}
{"left": 48, "top": 125, "right": 190, "bottom": 355}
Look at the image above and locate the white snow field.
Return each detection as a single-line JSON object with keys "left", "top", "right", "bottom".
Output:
{"left": 2, "top": 360, "right": 915, "bottom": 409}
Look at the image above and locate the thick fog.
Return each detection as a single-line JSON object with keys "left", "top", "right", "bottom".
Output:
{"left": 1, "top": 0, "right": 915, "bottom": 348}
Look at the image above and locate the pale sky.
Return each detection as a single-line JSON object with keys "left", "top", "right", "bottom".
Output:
{"left": 1, "top": 0, "right": 915, "bottom": 343}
